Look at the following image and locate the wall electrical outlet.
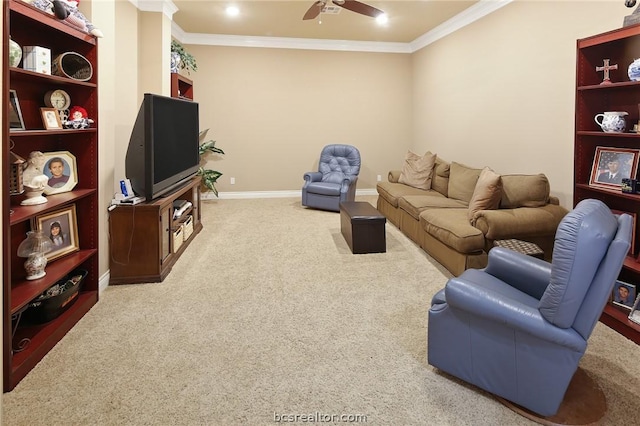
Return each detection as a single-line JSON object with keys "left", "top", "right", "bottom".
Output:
{"left": 230, "top": 177, "right": 236, "bottom": 185}
{"left": 377, "top": 175, "right": 382, "bottom": 182}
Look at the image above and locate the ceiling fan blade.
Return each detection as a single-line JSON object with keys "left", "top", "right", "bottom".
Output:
{"left": 303, "top": 1, "right": 325, "bottom": 20}
{"left": 334, "top": 0, "right": 383, "bottom": 18}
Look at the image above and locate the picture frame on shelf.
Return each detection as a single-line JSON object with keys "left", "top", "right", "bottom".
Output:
{"left": 40, "top": 107, "right": 62, "bottom": 130}
{"left": 589, "top": 146, "right": 640, "bottom": 190}
{"left": 611, "top": 209, "right": 636, "bottom": 255}
{"left": 612, "top": 280, "right": 636, "bottom": 310}
{"left": 33, "top": 205, "right": 79, "bottom": 262}
{"left": 41, "top": 151, "right": 78, "bottom": 195}
{"left": 629, "top": 295, "right": 640, "bottom": 325}
{"left": 9, "top": 89, "right": 25, "bottom": 130}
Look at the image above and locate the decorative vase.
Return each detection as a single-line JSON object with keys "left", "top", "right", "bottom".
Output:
{"left": 629, "top": 58, "right": 640, "bottom": 81}
{"left": 9, "top": 37, "right": 22, "bottom": 67}
{"left": 17, "top": 230, "right": 53, "bottom": 280}
{"left": 594, "top": 111, "right": 628, "bottom": 133}
{"left": 170, "top": 51, "right": 181, "bottom": 73}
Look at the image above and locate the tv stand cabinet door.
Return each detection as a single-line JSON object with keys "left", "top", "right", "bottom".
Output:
{"left": 160, "top": 205, "right": 172, "bottom": 265}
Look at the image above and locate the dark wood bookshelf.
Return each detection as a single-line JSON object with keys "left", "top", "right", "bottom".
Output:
{"left": 575, "top": 24, "right": 640, "bottom": 345}
{"left": 3, "top": 0, "right": 99, "bottom": 391}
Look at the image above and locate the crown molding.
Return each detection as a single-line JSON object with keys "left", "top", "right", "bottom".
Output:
{"left": 130, "top": 0, "right": 178, "bottom": 19}
{"left": 409, "top": 0, "right": 513, "bottom": 52}
{"left": 178, "top": 31, "right": 411, "bottom": 53}
{"left": 152, "top": 0, "right": 512, "bottom": 54}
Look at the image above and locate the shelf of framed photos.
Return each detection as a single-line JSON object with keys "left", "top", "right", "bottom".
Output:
{"left": 574, "top": 183, "right": 640, "bottom": 200}
{"left": 9, "top": 189, "right": 95, "bottom": 225}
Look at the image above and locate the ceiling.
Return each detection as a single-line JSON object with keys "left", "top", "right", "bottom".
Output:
{"left": 171, "top": 1, "right": 480, "bottom": 44}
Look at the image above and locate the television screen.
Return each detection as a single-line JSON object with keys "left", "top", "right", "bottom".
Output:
{"left": 126, "top": 93, "right": 200, "bottom": 201}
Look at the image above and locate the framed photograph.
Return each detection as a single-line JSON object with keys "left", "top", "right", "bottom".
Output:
{"left": 611, "top": 209, "right": 636, "bottom": 255}
{"left": 612, "top": 280, "right": 636, "bottom": 310}
{"left": 33, "top": 205, "right": 79, "bottom": 262}
{"left": 589, "top": 146, "right": 640, "bottom": 189}
{"left": 41, "top": 151, "right": 78, "bottom": 195}
{"left": 9, "top": 89, "right": 25, "bottom": 130}
{"left": 629, "top": 294, "right": 640, "bottom": 325}
{"left": 40, "top": 107, "right": 63, "bottom": 130}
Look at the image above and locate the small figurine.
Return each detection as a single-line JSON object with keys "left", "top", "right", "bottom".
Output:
{"left": 63, "top": 106, "right": 94, "bottom": 129}
{"left": 21, "top": 151, "right": 49, "bottom": 206}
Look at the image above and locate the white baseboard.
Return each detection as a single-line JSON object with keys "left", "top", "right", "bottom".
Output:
{"left": 99, "top": 271, "right": 110, "bottom": 295}
{"left": 203, "top": 188, "right": 377, "bottom": 200}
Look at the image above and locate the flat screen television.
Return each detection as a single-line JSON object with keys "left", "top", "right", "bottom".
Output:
{"left": 125, "top": 93, "right": 200, "bottom": 201}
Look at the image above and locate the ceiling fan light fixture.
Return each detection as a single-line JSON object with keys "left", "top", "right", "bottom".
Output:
{"left": 375, "top": 13, "right": 388, "bottom": 25}
{"left": 225, "top": 5, "right": 240, "bottom": 17}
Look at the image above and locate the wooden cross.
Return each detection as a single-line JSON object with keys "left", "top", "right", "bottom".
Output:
{"left": 596, "top": 59, "right": 618, "bottom": 85}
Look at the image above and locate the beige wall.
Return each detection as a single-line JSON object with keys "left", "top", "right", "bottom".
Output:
{"left": 188, "top": 45, "right": 413, "bottom": 192}
{"left": 99, "top": 1, "right": 629, "bottom": 282}
{"left": 411, "top": 1, "right": 627, "bottom": 208}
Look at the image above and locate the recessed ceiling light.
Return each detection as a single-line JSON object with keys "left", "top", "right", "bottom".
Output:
{"left": 226, "top": 5, "right": 240, "bottom": 17}
{"left": 376, "top": 13, "right": 388, "bottom": 25}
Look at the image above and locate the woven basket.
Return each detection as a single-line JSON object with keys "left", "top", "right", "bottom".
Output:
{"left": 51, "top": 52, "right": 93, "bottom": 81}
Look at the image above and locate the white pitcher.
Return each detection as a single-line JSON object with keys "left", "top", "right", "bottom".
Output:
{"left": 594, "top": 111, "right": 628, "bottom": 133}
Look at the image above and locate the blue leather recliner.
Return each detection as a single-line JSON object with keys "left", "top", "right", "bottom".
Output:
{"left": 427, "top": 199, "right": 632, "bottom": 417}
{"left": 302, "top": 144, "right": 361, "bottom": 212}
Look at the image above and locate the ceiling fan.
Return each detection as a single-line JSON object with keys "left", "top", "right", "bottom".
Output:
{"left": 303, "top": 0, "right": 384, "bottom": 21}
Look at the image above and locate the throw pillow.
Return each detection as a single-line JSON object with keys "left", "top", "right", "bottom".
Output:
{"left": 500, "top": 174, "right": 550, "bottom": 208}
{"left": 448, "top": 162, "right": 482, "bottom": 203}
{"left": 468, "top": 167, "right": 503, "bottom": 223}
{"left": 398, "top": 151, "right": 436, "bottom": 190}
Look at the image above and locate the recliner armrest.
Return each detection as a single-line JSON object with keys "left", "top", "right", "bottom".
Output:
{"left": 444, "top": 278, "right": 587, "bottom": 352}
{"left": 303, "top": 172, "right": 323, "bottom": 183}
{"left": 484, "top": 247, "right": 551, "bottom": 299}
{"left": 340, "top": 175, "right": 358, "bottom": 193}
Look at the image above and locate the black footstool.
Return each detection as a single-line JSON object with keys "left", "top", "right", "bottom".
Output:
{"left": 340, "top": 201, "right": 386, "bottom": 254}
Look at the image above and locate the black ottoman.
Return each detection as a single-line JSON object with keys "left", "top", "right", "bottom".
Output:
{"left": 340, "top": 201, "right": 386, "bottom": 254}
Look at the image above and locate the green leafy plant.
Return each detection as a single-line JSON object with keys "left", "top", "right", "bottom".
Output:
{"left": 198, "top": 129, "right": 224, "bottom": 197}
{"left": 171, "top": 39, "right": 197, "bottom": 73}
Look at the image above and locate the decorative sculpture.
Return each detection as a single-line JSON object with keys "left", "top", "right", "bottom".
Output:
{"left": 21, "top": 151, "right": 49, "bottom": 206}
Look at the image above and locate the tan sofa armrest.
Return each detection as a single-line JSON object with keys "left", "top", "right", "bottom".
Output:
{"left": 388, "top": 170, "right": 401, "bottom": 183}
{"left": 472, "top": 204, "right": 568, "bottom": 240}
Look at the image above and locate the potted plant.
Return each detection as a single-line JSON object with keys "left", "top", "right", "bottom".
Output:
{"left": 198, "top": 129, "right": 224, "bottom": 196}
{"left": 171, "top": 39, "right": 197, "bottom": 74}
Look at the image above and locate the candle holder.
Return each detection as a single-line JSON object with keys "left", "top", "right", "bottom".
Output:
{"left": 17, "top": 230, "right": 53, "bottom": 280}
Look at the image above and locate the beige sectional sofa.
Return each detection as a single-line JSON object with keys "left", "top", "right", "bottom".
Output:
{"left": 376, "top": 153, "right": 568, "bottom": 276}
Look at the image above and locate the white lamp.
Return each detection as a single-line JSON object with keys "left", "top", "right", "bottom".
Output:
{"left": 17, "top": 230, "right": 53, "bottom": 280}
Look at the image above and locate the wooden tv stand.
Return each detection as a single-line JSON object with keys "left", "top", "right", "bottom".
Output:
{"left": 109, "top": 177, "right": 203, "bottom": 284}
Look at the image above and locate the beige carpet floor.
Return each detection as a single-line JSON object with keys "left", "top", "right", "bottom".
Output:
{"left": 3, "top": 195, "right": 640, "bottom": 425}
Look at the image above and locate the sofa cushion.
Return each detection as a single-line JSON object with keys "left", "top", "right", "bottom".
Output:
{"left": 419, "top": 208, "right": 485, "bottom": 254}
{"left": 398, "top": 151, "right": 436, "bottom": 190}
{"left": 398, "top": 194, "right": 465, "bottom": 220}
{"left": 376, "top": 182, "right": 430, "bottom": 208}
{"left": 432, "top": 157, "right": 450, "bottom": 197}
{"left": 468, "top": 167, "right": 503, "bottom": 222}
{"left": 448, "top": 162, "right": 482, "bottom": 203}
{"left": 500, "top": 174, "right": 550, "bottom": 208}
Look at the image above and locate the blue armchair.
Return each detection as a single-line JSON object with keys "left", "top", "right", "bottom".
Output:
{"left": 427, "top": 199, "right": 632, "bottom": 417}
{"left": 302, "top": 144, "right": 361, "bottom": 212}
